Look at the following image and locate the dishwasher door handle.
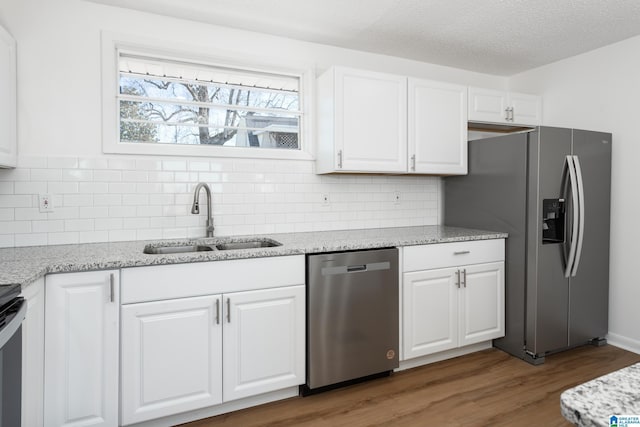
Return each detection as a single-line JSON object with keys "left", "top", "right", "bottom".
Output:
{"left": 322, "top": 261, "right": 391, "bottom": 276}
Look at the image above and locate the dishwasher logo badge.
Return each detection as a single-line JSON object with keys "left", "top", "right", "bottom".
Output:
{"left": 386, "top": 350, "right": 395, "bottom": 360}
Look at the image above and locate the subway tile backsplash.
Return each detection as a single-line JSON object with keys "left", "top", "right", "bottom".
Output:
{"left": 0, "top": 155, "right": 440, "bottom": 248}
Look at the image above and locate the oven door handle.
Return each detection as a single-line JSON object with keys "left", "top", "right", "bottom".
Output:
{"left": 0, "top": 298, "right": 26, "bottom": 350}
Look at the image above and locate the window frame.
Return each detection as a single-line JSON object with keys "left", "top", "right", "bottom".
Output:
{"left": 101, "top": 31, "right": 314, "bottom": 160}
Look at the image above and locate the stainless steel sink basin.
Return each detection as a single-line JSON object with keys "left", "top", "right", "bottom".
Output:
{"left": 215, "top": 239, "right": 281, "bottom": 250}
{"left": 143, "top": 245, "right": 216, "bottom": 255}
{"left": 143, "top": 238, "right": 281, "bottom": 254}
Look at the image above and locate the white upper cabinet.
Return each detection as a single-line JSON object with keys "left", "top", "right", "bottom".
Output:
{"left": 408, "top": 78, "right": 467, "bottom": 174}
{"left": 468, "top": 87, "right": 542, "bottom": 126}
{"left": 316, "top": 66, "right": 468, "bottom": 175}
{"left": 0, "top": 24, "right": 17, "bottom": 168}
{"left": 508, "top": 91, "right": 542, "bottom": 125}
{"left": 317, "top": 66, "right": 407, "bottom": 173}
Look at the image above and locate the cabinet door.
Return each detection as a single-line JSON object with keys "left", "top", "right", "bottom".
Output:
{"left": 0, "top": 25, "right": 17, "bottom": 168}
{"left": 459, "top": 262, "right": 505, "bottom": 346}
{"left": 468, "top": 87, "right": 508, "bottom": 124}
{"left": 409, "top": 78, "right": 467, "bottom": 174}
{"left": 223, "top": 285, "right": 305, "bottom": 402}
{"left": 402, "top": 268, "right": 458, "bottom": 360}
{"left": 335, "top": 67, "right": 407, "bottom": 173}
{"left": 120, "top": 295, "right": 222, "bottom": 425}
{"left": 44, "top": 270, "right": 119, "bottom": 427}
{"left": 509, "top": 92, "right": 542, "bottom": 125}
{"left": 21, "top": 278, "right": 45, "bottom": 427}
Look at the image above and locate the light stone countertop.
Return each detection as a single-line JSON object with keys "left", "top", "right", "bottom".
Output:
{"left": 0, "top": 225, "right": 507, "bottom": 289}
{"left": 561, "top": 363, "right": 640, "bottom": 427}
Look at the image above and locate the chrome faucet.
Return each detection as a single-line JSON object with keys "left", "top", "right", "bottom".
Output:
{"left": 191, "top": 182, "right": 214, "bottom": 237}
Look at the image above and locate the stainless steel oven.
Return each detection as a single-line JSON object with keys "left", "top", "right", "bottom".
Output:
{"left": 0, "top": 284, "right": 26, "bottom": 427}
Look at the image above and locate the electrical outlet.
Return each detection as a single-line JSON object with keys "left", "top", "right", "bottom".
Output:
{"left": 321, "top": 194, "right": 330, "bottom": 206}
{"left": 394, "top": 191, "right": 401, "bottom": 205}
{"left": 39, "top": 194, "right": 54, "bottom": 213}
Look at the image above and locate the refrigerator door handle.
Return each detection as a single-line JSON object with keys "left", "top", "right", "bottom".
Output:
{"left": 571, "top": 155, "right": 585, "bottom": 277}
{"left": 564, "top": 155, "right": 579, "bottom": 278}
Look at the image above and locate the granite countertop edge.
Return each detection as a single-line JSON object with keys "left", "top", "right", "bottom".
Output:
{"left": 560, "top": 362, "right": 640, "bottom": 427}
{"left": 0, "top": 225, "right": 507, "bottom": 289}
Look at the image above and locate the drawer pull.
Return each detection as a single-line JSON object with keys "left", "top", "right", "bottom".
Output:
{"left": 454, "top": 251, "right": 470, "bottom": 255}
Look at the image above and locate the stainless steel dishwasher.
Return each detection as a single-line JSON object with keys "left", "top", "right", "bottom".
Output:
{"left": 304, "top": 248, "right": 399, "bottom": 393}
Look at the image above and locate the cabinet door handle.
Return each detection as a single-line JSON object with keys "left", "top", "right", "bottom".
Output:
{"left": 337, "top": 150, "right": 343, "bottom": 169}
{"left": 455, "top": 270, "right": 460, "bottom": 288}
{"left": 462, "top": 269, "right": 467, "bottom": 287}
{"left": 109, "top": 273, "right": 115, "bottom": 303}
{"left": 226, "top": 298, "right": 231, "bottom": 323}
{"left": 411, "top": 154, "right": 416, "bottom": 171}
{"left": 215, "top": 299, "right": 220, "bottom": 325}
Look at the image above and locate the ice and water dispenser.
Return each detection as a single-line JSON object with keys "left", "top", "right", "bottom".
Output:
{"left": 542, "top": 199, "right": 565, "bottom": 244}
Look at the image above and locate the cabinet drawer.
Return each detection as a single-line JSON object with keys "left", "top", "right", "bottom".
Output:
{"left": 121, "top": 255, "right": 305, "bottom": 304}
{"left": 403, "top": 239, "right": 504, "bottom": 271}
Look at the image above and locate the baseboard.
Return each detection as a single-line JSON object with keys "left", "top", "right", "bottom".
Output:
{"left": 396, "top": 341, "right": 493, "bottom": 371}
{"left": 606, "top": 332, "right": 640, "bottom": 355}
{"left": 127, "top": 387, "right": 300, "bottom": 427}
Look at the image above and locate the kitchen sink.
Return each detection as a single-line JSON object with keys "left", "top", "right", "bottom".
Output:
{"left": 215, "top": 239, "right": 281, "bottom": 250}
{"left": 143, "top": 238, "right": 281, "bottom": 254}
{"left": 143, "top": 245, "right": 216, "bottom": 254}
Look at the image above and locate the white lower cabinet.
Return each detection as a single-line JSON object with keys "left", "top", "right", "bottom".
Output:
{"left": 120, "top": 286, "right": 305, "bottom": 425}
{"left": 21, "top": 278, "right": 45, "bottom": 427}
{"left": 403, "top": 268, "right": 459, "bottom": 356}
{"left": 402, "top": 240, "right": 505, "bottom": 361}
{"left": 44, "top": 270, "right": 120, "bottom": 427}
{"left": 459, "top": 262, "right": 505, "bottom": 346}
{"left": 120, "top": 295, "right": 223, "bottom": 425}
{"left": 223, "top": 286, "right": 305, "bottom": 402}
{"left": 119, "top": 255, "right": 305, "bottom": 425}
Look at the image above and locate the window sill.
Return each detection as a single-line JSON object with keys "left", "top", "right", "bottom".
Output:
{"left": 103, "top": 141, "right": 315, "bottom": 161}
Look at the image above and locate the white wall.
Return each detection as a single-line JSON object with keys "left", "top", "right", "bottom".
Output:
{"left": 0, "top": 0, "right": 506, "bottom": 247}
{"left": 509, "top": 35, "right": 640, "bottom": 353}
{"left": 1, "top": 0, "right": 505, "bottom": 158}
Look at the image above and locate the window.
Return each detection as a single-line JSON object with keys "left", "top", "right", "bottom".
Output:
{"left": 102, "top": 33, "right": 312, "bottom": 159}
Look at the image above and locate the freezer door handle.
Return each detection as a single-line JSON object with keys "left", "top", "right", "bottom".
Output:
{"left": 571, "top": 155, "right": 585, "bottom": 277}
{"left": 564, "top": 155, "right": 580, "bottom": 278}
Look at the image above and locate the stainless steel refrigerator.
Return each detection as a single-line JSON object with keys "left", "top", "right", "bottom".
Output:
{"left": 445, "top": 126, "right": 611, "bottom": 364}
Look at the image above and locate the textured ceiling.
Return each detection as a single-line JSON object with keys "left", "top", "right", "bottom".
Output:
{"left": 87, "top": 0, "right": 640, "bottom": 75}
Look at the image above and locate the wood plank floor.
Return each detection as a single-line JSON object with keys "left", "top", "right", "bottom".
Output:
{"left": 183, "top": 345, "right": 640, "bottom": 427}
